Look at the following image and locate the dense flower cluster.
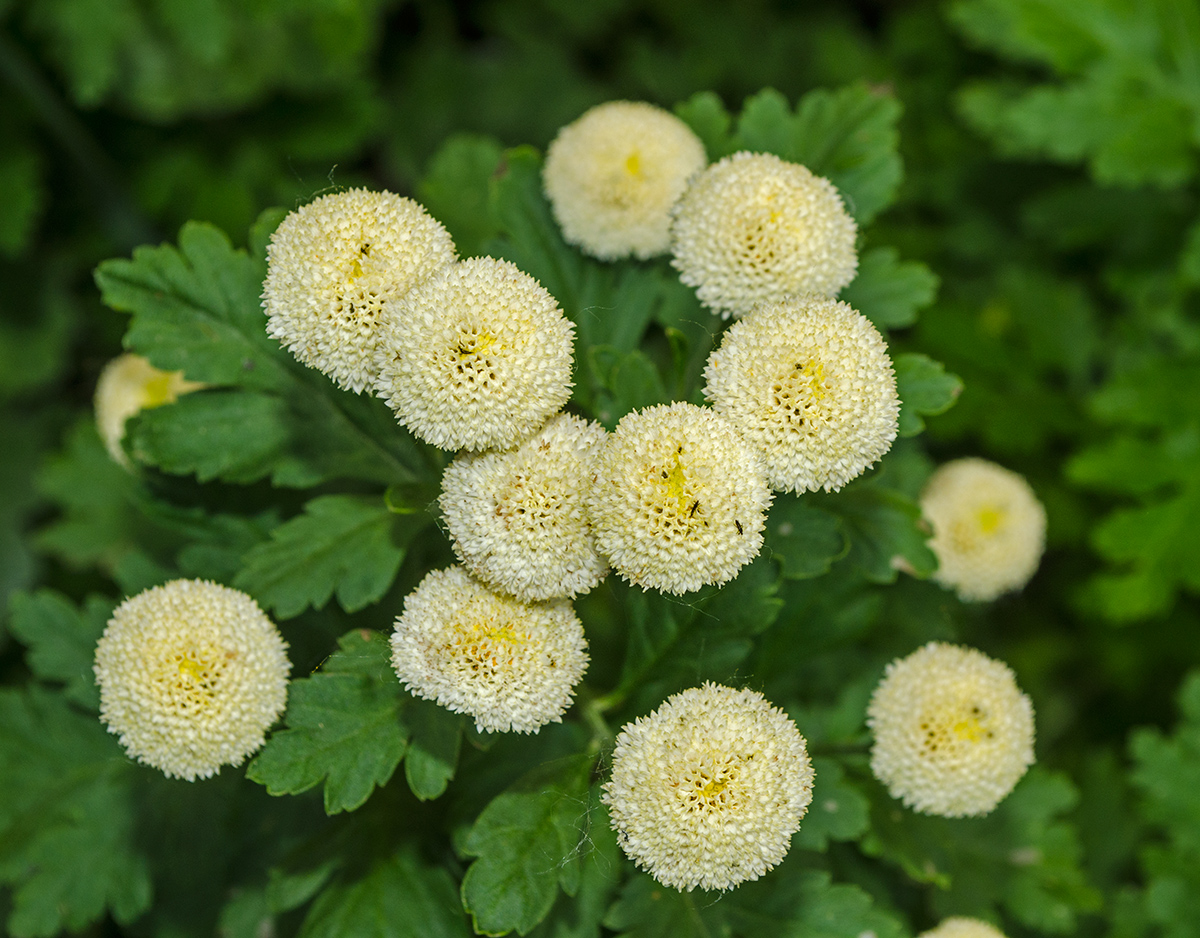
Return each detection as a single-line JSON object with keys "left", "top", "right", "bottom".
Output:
{"left": 543, "top": 101, "right": 707, "bottom": 260}
{"left": 868, "top": 642, "right": 1035, "bottom": 817}
{"left": 670, "top": 151, "right": 858, "bottom": 317}
{"left": 262, "top": 188, "right": 456, "bottom": 393}
{"left": 704, "top": 296, "right": 899, "bottom": 492}
{"left": 94, "top": 353, "right": 204, "bottom": 467}
{"left": 586, "top": 402, "right": 772, "bottom": 594}
{"left": 94, "top": 579, "right": 290, "bottom": 781}
{"left": 389, "top": 566, "right": 589, "bottom": 734}
{"left": 603, "top": 683, "right": 814, "bottom": 892}
{"left": 374, "top": 257, "right": 575, "bottom": 451}
{"left": 919, "top": 919, "right": 1009, "bottom": 938}
{"left": 920, "top": 458, "right": 1047, "bottom": 602}
{"left": 440, "top": 414, "right": 609, "bottom": 602}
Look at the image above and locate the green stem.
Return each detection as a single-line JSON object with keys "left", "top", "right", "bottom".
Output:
{"left": 683, "top": 891, "right": 714, "bottom": 938}
{"left": 576, "top": 685, "right": 615, "bottom": 752}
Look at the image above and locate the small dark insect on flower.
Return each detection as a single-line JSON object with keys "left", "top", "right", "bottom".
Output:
{"left": 735, "top": 519, "right": 744, "bottom": 535}
{"left": 689, "top": 499, "right": 700, "bottom": 517}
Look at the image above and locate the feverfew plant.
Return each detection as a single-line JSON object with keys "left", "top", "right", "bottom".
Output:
{"left": 10, "top": 78, "right": 1118, "bottom": 938}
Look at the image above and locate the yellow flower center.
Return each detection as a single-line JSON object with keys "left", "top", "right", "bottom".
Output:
{"left": 625, "top": 150, "right": 642, "bottom": 177}
{"left": 977, "top": 505, "right": 1004, "bottom": 535}
{"left": 952, "top": 713, "right": 987, "bottom": 742}
{"left": 140, "top": 372, "right": 182, "bottom": 409}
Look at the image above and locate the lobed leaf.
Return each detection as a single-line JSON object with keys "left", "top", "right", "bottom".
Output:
{"left": 6, "top": 590, "right": 113, "bottom": 710}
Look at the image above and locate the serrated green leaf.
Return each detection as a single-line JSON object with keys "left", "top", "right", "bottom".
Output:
{"left": 234, "top": 495, "right": 424, "bottom": 619}
{"left": 895, "top": 352, "right": 963, "bottom": 436}
{"left": 404, "top": 698, "right": 464, "bottom": 801}
{"left": 586, "top": 346, "right": 668, "bottom": 429}
{"left": 247, "top": 630, "right": 409, "bottom": 815}
{"left": 0, "top": 688, "right": 151, "bottom": 937}
{"left": 841, "top": 246, "right": 939, "bottom": 330}
{"left": 460, "top": 755, "right": 594, "bottom": 936}
{"left": 6, "top": 591, "right": 113, "bottom": 709}
{"left": 766, "top": 497, "right": 847, "bottom": 579}
{"left": 823, "top": 483, "right": 936, "bottom": 582}
{"left": 527, "top": 785, "right": 621, "bottom": 938}
{"left": 299, "top": 849, "right": 470, "bottom": 938}
{"left": 419, "top": 133, "right": 505, "bottom": 257}
{"left": 96, "top": 221, "right": 427, "bottom": 487}
{"left": 733, "top": 83, "right": 904, "bottom": 224}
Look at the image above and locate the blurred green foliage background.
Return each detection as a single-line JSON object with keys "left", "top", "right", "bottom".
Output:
{"left": 3, "top": 0, "right": 1200, "bottom": 935}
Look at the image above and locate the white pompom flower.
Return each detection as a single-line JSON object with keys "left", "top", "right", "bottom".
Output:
{"left": 263, "top": 188, "right": 456, "bottom": 393}
{"left": 868, "top": 642, "right": 1036, "bottom": 818}
{"left": 670, "top": 151, "right": 858, "bottom": 318}
{"left": 374, "top": 257, "right": 575, "bottom": 451}
{"left": 389, "top": 566, "right": 589, "bottom": 734}
{"left": 586, "top": 402, "right": 772, "bottom": 595}
{"left": 919, "top": 918, "right": 1009, "bottom": 938}
{"left": 94, "top": 353, "right": 205, "bottom": 468}
{"left": 704, "top": 296, "right": 899, "bottom": 493}
{"left": 603, "top": 683, "right": 814, "bottom": 892}
{"left": 543, "top": 100, "right": 707, "bottom": 260}
{"left": 440, "top": 414, "right": 609, "bottom": 602}
{"left": 94, "top": 579, "right": 290, "bottom": 781}
{"left": 920, "top": 458, "right": 1047, "bottom": 602}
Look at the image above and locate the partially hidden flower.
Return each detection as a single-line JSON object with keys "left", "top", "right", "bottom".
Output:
{"left": 374, "top": 256, "right": 575, "bottom": 451}
{"left": 94, "top": 579, "right": 290, "bottom": 781}
{"left": 389, "top": 566, "right": 589, "bottom": 734}
{"left": 670, "top": 151, "right": 857, "bottom": 318}
{"left": 94, "top": 353, "right": 204, "bottom": 467}
{"left": 440, "top": 413, "right": 609, "bottom": 602}
{"left": 919, "top": 918, "right": 1009, "bottom": 938}
{"left": 543, "top": 100, "right": 707, "bottom": 260}
{"left": 868, "top": 642, "right": 1035, "bottom": 817}
{"left": 263, "top": 188, "right": 456, "bottom": 393}
{"left": 603, "top": 683, "right": 814, "bottom": 892}
{"left": 920, "top": 458, "right": 1047, "bottom": 602}
{"left": 704, "top": 296, "right": 898, "bottom": 493}
{"left": 586, "top": 402, "right": 772, "bottom": 594}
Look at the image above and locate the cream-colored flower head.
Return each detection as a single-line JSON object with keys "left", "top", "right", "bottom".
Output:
{"left": 670, "top": 151, "right": 858, "bottom": 318}
{"left": 94, "top": 353, "right": 204, "bottom": 467}
{"left": 263, "top": 188, "right": 456, "bottom": 393}
{"left": 543, "top": 101, "right": 707, "bottom": 260}
{"left": 390, "top": 566, "right": 589, "bottom": 734}
{"left": 94, "top": 579, "right": 290, "bottom": 781}
{"left": 375, "top": 257, "right": 575, "bottom": 451}
{"left": 440, "top": 414, "right": 609, "bottom": 602}
{"left": 586, "top": 402, "right": 772, "bottom": 594}
{"left": 603, "top": 683, "right": 814, "bottom": 892}
{"left": 868, "top": 642, "right": 1035, "bottom": 817}
{"left": 919, "top": 918, "right": 1008, "bottom": 938}
{"left": 920, "top": 459, "right": 1047, "bottom": 602}
{"left": 704, "top": 296, "right": 898, "bottom": 493}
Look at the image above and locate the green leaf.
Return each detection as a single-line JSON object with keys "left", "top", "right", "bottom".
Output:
{"left": 419, "top": 133, "right": 505, "bottom": 257}
{"left": 586, "top": 347, "right": 669, "bottom": 430}
{"left": 727, "top": 868, "right": 904, "bottom": 938}
{"left": 673, "top": 91, "right": 734, "bottom": 160}
{"left": 602, "top": 874, "right": 727, "bottom": 938}
{"left": 234, "top": 495, "right": 424, "bottom": 619}
{"left": 460, "top": 755, "right": 594, "bottom": 936}
{"left": 840, "top": 246, "right": 939, "bottom": 330}
{"left": 823, "top": 483, "right": 937, "bottom": 583}
{"left": 895, "top": 352, "right": 963, "bottom": 436}
{"left": 6, "top": 591, "right": 113, "bottom": 710}
{"left": 404, "top": 698, "right": 464, "bottom": 802}
{"left": 793, "top": 758, "right": 870, "bottom": 851}
{"left": 862, "top": 767, "right": 1100, "bottom": 932}
{"left": 0, "top": 145, "right": 42, "bottom": 257}
{"left": 0, "top": 688, "right": 151, "bottom": 937}
{"left": 733, "top": 83, "right": 904, "bottom": 224}
{"left": 300, "top": 849, "right": 470, "bottom": 938}
{"left": 247, "top": 629, "right": 409, "bottom": 815}
{"left": 765, "top": 497, "right": 848, "bottom": 579}
{"left": 96, "top": 221, "right": 426, "bottom": 487}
